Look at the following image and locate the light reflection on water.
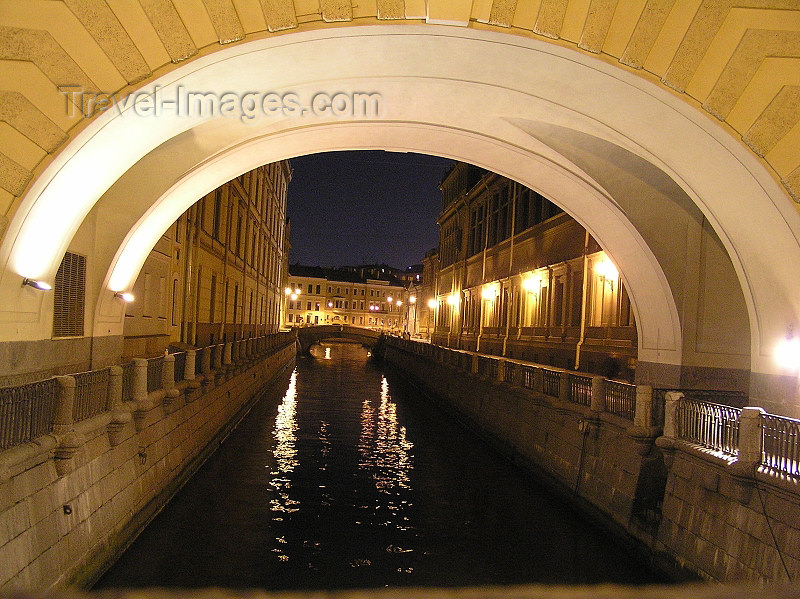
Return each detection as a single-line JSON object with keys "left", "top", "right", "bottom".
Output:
{"left": 97, "top": 340, "right": 666, "bottom": 590}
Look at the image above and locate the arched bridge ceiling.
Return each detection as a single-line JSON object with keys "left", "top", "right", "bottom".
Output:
{"left": 1, "top": 0, "right": 800, "bottom": 231}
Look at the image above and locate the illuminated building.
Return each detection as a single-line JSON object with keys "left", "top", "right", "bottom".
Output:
{"left": 284, "top": 265, "right": 406, "bottom": 332}
{"left": 123, "top": 161, "right": 291, "bottom": 355}
{"left": 432, "top": 163, "right": 636, "bottom": 380}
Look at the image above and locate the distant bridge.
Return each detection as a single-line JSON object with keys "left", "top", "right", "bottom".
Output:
{"left": 296, "top": 325, "right": 383, "bottom": 355}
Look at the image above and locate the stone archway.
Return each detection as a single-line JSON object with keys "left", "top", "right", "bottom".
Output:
{"left": 1, "top": 27, "right": 798, "bottom": 412}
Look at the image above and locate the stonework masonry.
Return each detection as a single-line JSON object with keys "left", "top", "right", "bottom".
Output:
{"left": 383, "top": 342, "right": 800, "bottom": 583}
{"left": 0, "top": 341, "right": 296, "bottom": 590}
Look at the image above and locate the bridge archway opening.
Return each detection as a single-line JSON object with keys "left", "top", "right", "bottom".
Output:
{"left": 1, "top": 26, "right": 797, "bottom": 411}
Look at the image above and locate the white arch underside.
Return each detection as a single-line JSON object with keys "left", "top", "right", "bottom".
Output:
{"left": 1, "top": 26, "right": 797, "bottom": 377}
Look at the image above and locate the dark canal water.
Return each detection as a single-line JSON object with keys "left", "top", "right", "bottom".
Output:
{"left": 96, "top": 341, "right": 665, "bottom": 590}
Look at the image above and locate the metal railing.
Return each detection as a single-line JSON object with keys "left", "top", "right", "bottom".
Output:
{"left": 0, "top": 379, "right": 58, "bottom": 450}
{"left": 606, "top": 380, "right": 636, "bottom": 420}
{"left": 762, "top": 413, "right": 800, "bottom": 478}
{"left": 173, "top": 352, "right": 187, "bottom": 382}
{"left": 146, "top": 356, "right": 164, "bottom": 393}
{"left": 121, "top": 362, "right": 135, "bottom": 403}
{"left": 73, "top": 369, "right": 110, "bottom": 422}
{"left": 675, "top": 398, "right": 740, "bottom": 457}
{"left": 478, "top": 356, "right": 498, "bottom": 379}
{"left": 569, "top": 374, "right": 592, "bottom": 407}
{"left": 0, "top": 331, "right": 294, "bottom": 452}
{"left": 542, "top": 369, "right": 560, "bottom": 398}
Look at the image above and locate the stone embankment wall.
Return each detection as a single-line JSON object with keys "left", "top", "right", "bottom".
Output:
{"left": 383, "top": 342, "right": 800, "bottom": 582}
{"left": 0, "top": 341, "right": 296, "bottom": 590}
{"left": 382, "top": 343, "right": 668, "bottom": 571}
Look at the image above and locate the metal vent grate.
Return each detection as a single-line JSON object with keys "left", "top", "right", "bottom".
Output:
{"left": 53, "top": 251, "right": 86, "bottom": 337}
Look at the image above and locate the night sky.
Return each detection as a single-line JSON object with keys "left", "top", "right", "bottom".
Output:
{"left": 286, "top": 151, "right": 454, "bottom": 269}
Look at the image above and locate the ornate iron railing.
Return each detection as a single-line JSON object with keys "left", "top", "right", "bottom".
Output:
{"left": 675, "top": 398, "right": 740, "bottom": 457}
{"left": 121, "top": 361, "right": 135, "bottom": 403}
{"left": 73, "top": 369, "right": 110, "bottom": 422}
{"left": 0, "top": 379, "right": 58, "bottom": 450}
{"left": 606, "top": 380, "right": 636, "bottom": 420}
{"left": 762, "top": 413, "right": 800, "bottom": 478}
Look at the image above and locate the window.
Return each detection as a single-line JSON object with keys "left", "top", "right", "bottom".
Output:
{"left": 316, "top": 285, "right": 321, "bottom": 294}
{"left": 209, "top": 274, "right": 217, "bottom": 322}
{"left": 308, "top": 284, "right": 313, "bottom": 293}
{"left": 306, "top": 301, "right": 312, "bottom": 310}
{"left": 53, "top": 251, "right": 86, "bottom": 337}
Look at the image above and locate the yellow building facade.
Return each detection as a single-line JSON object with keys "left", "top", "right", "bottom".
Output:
{"left": 285, "top": 266, "right": 406, "bottom": 333}
{"left": 124, "top": 161, "right": 291, "bottom": 356}
{"left": 433, "top": 163, "right": 637, "bottom": 381}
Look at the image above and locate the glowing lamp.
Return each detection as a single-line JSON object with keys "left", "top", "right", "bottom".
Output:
{"left": 114, "top": 291, "right": 135, "bottom": 302}
{"left": 387, "top": 296, "right": 393, "bottom": 303}
{"left": 284, "top": 287, "right": 292, "bottom": 295}
{"left": 328, "top": 301, "right": 334, "bottom": 308}
{"left": 410, "top": 296, "right": 416, "bottom": 304}
{"left": 775, "top": 335, "right": 800, "bottom": 371}
{"left": 396, "top": 300, "right": 402, "bottom": 307}
{"left": 523, "top": 275, "right": 539, "bottom": 292}
{"left": 481, "top": 285, "right": 498, "bottom": 300}
{"left": 290, "top": 293, "right": 298, "bottom": 301}
{"left": 22, "top": 278, "right": 52, "bottom": 291}
{"left": 447, "top": 293, "right": 459, "bottom": 306}
{"left": 294, "top": 287, "right": 301, "bottom": 294}
{"left": 595, "top": 257, "right": 619, "bottom": 281}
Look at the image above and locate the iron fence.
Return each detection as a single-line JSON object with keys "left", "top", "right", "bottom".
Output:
{"left": 569, "top": 374, "right": 592, "bottom": 407}
{"left": 542, "top": 369, "right": 560, "bottom": 398}
{"left": 173, "top": 352, "right": 186, "bottom": 382}
{"left": 477, "top": 356, "right": 498, "bottom": 379}
{"left": 146, "top": 356, "right": 164, "bottom": 393}
{"left": 73, "top": 369, "right": 110, "bottom": 422}
{"left": 121, "top": 361, "right": 135, "bottom": 403}
{"left": 762, "top": 413, "right": 800, "bottom": 478}
{"left": 0, "top": 379, "right": 58, "bottom": 450}
{"left": 675, "top": 398, "right": 740, "bottom": 457}
{"left": 606, "top": 380, "right": 636, "bottom": 420}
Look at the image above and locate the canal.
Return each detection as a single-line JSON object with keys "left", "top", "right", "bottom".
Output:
{"left": 96, "top": 341, "right": 666, "bottom": 590}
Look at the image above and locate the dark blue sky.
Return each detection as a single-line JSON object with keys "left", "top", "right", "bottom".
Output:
{"left": 286, "top": 151, "right": 453, "bottom": 269}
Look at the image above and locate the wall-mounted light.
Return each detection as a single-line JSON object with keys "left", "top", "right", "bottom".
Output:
{"left": 447, "top": 293, "right": 459, "bottom": 306}
{"left": 114, "top": 291, "right": 135, "bottom": 302}
{"left": 387, "top": 296, "right": 393, "bottom": 303}
{"left": 427, "top": 299, "right": 437, "bottom": 309}
{"left": 396, "top": 300, "right": 403, "bottom": 307}
{"left": 290, "top": 293, "right": 298, "bottom": 301}
{"left": 22, "top": 278, "right": 52, "bottom": 291}
{"left": 522, "top": 274, "right": 540, "bottom": 292}
{"left": 481, "top": 284, "right": 499, "bottom": 301}
{"left": 284, "top": 287, "right": 292, "bottom": 295}
{"left": 775, "top": 328, "right": 800, "bottom": 371}
{"left": 595, "top": 257, "right": 619, "bottom": 281}
{"left": 328, "top": 301, "right": 334, "bottom": 308}
{"left": 294, "top": 287, "right": 301, "bottom": 295}
{"left": 410, "top": 296, "right": 416, "bottom": 304}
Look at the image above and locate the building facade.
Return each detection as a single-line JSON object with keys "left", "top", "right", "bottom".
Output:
{"left": 284, "top": 265, "right": 406, "bottom": 333}
{"left": 123, "top": 161, "right": 292, "bottom": 356}
{"left": 432, "top": 163, "right": 636, "bottom": 381}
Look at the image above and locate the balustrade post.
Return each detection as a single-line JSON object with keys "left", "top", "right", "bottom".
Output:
{"left": 590, "top": 376, "right": 606, "bottom": 412}
{"left": 731, "top": 407, "right": 765, "bottom": 475}
{"left": 662, "top": 391, "right": 683, "bottom": 439}
{"left": 53, "top": 376, "right": 83, "bottom": 475}
{"left": 655, "top": 391, "right": 683, "bottom": 467}
{"left": 107, "top": 365, "right": 131, "bottom": 446}
{"left": 212, "top": 344, "right": 223, "bottom": 370}
{"left": 633, "top": 385, "right": 654, "bottom": 428}
{"left": 53, "top": 376, "right": 76, "bottom": 436}
{"left": 497, "top": 359, "right": 505, "bottom": 383}
{"left": 471, "top": 354, "right": 479, "bottom": 375}
{"left": 162, "top": 354, "right": 180, "bottom": 410}
{"left": 201, "top": 346, "right": 212, "bottom": 379}
{"left": 559, "top": 371, "right": 570, "bottom": 403}
{"left": 184, "top": 350, "right": 196, "bottom": 381}
{"left": 231, "top": 340, "right": 239, "bottom": 364}
{"left": 224, "top": 341, "right": 233, "bottom": 367}
{"left": 132, "top": 358, "right": 152, "bottom": 411}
